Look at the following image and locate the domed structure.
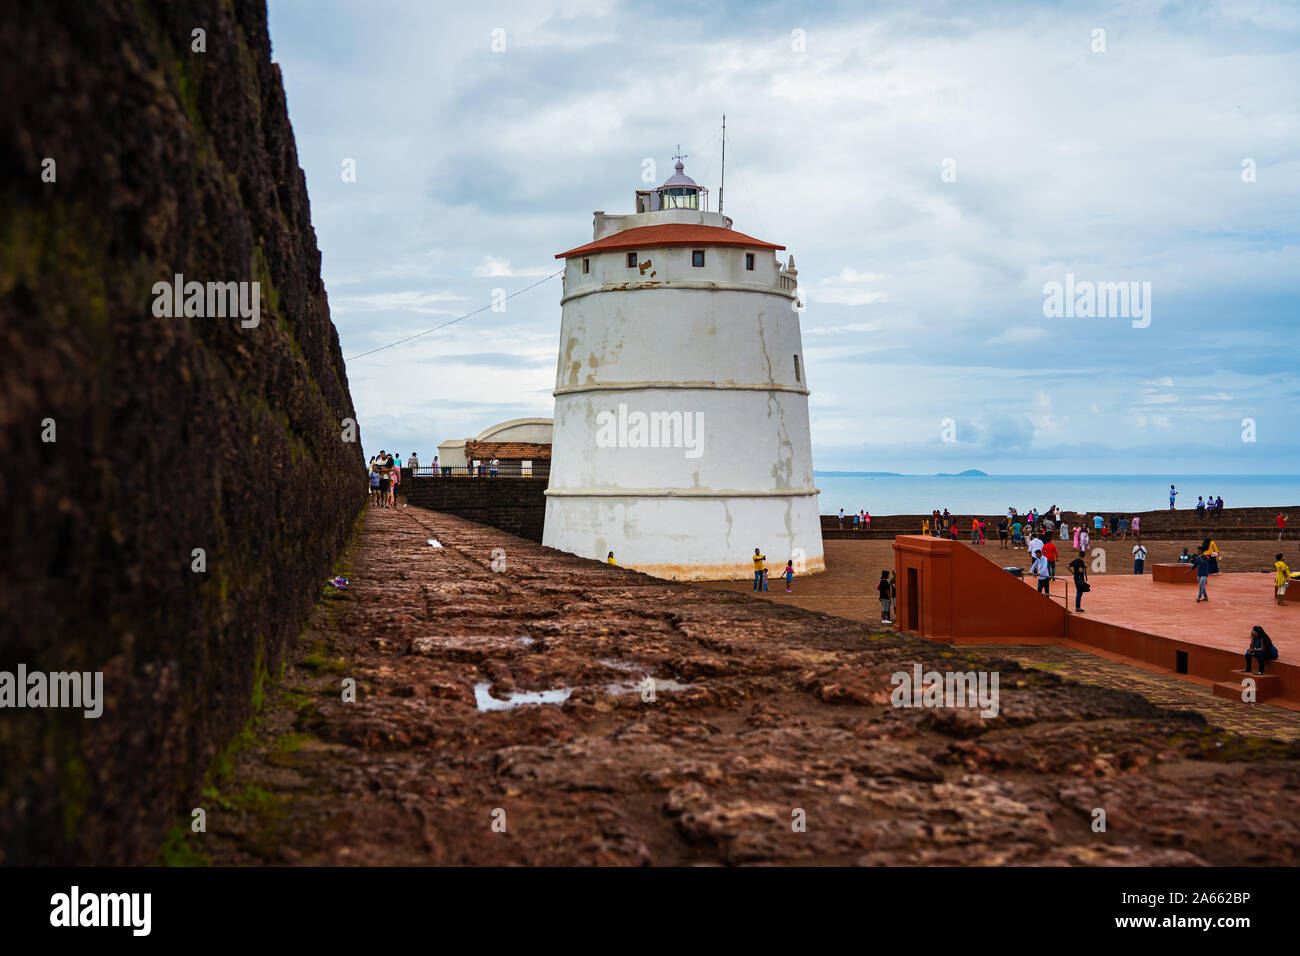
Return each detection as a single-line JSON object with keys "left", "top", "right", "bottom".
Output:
{"left": 542, "top": 154, "right": 824, "bottom": 580}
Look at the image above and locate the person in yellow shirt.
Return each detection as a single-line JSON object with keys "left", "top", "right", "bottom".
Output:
{"left": 1201, "top": 536, "right": 1221, "bottom": 574}
{"left": 1275, "top": 553, "right": 1291, "bottom": 606}
{"left": 752, "top": 548, "right": 767, "bottom": 592}
{"left": 606, "top": 551, "right": 616, "bottom": 565}
{"left": 922, "top": 518, "right": 930, "bottom": 537}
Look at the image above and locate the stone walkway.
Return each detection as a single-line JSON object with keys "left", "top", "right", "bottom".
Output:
{"left": 185, "top": 507, "right": 1300, "bottom": 866}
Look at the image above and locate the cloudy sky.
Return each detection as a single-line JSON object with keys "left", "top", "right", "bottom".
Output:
{"left": 267, "top": 0, "right": 1299, "bottom": 475}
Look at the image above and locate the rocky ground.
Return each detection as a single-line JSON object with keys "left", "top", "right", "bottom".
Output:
{"left": 193, "top": 506, "right": 1300, "bottom": 866}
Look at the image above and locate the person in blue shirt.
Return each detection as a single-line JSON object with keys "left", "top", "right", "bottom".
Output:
{"left": 1193, "top": 547, "right": 1210, "bottom": 602}
{"left": 1244, "top": 626, "right": 1279, "bottom": 674}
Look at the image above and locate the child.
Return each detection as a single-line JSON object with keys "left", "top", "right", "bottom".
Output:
{"left": 877, "top": 571, "right": 892, "bottom": 624}
{"left": 783, "top": 560, "right": 794, "bottom": 593}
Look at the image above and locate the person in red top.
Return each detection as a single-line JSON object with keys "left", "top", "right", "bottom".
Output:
{"left": 1042, "top": 539, "right": 1059, "bottom": 580}
{"left": 1279, "top": 514, "right": 1288, "bottom": 542}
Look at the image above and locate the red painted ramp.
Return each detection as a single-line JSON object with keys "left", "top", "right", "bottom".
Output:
{"left": 893, "top": 535, "right": 1066, "bottom": 641}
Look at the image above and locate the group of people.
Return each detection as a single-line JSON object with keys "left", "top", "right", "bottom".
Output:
{"left": 1195, "top": 495, "right": 1226, "bottom": 514}
{"left": 367, "top": 450, "right": 401, "bottom": 507}
{"left": 751, "top": 548, "right": 797, "bottom": 593}
{"left": 837, "top": 509, "right": 872, "bottom": 531}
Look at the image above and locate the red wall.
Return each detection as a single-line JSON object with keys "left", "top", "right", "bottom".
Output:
{"left": 893, "top": 535, "right": 1066, "bottom": 641}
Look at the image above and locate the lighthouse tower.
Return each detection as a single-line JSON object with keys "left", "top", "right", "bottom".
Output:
{"left": 542, "top": 153, "right": 824, "bottom": 580}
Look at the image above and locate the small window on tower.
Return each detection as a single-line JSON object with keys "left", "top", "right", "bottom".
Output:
{"left": 745, "top": 253, "right": 755, "bottom": 271}
{"left": 626, "top": 252, "right": 638, "bottom": 268}
{"left": 692, "top": 250, "right": 705, "bottom": 268}
{"left": 794, "top": 354, "right": 802, "bottom": 383}
{"left": 582, "top": 258, "right": 590, "bottom": 274}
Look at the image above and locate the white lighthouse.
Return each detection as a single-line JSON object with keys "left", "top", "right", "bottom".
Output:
{"left": 542, "top": 152, "right": 824, "bottom": 580}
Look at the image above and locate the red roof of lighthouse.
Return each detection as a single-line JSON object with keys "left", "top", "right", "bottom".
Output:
{"left": 554, "top": 223, "right": 784, "bottom": 259}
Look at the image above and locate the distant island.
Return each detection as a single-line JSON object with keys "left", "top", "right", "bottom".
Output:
{"left": 817, "top": 469, "right": 989, "bottom": 478}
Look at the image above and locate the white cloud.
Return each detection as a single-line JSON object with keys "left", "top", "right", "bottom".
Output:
{"left": 988, "top": 326, "right": 1047, "bottom": 345}
{"left": 472, "top": 256, "right": 552, "bottom": 278}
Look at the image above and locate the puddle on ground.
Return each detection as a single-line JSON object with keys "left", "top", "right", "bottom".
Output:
{"left": 474, "top": 682, "right": 571, "bottom": 711}
{"left": 605, "top": 677, "right": 692, "bottom": 695}
{"left": 472, "top": 672, "right": 693, "bottom": 712}
{"left": 597, "top": 659, "right": 691, "bottom": 694}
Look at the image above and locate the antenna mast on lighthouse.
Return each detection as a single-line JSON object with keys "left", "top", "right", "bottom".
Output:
{"left": 719, "top": 114, "right": 726, "bottom": 214}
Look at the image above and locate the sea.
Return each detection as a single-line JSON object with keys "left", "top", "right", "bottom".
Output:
{"left": 813, "top": 473, "right": 1300, "bottom": 516}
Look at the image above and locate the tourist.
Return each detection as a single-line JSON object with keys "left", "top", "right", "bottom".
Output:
{"left": 1193, "top": 548, "right": 1210, "bottom": 602}
{"left": 1011, "top": 518, "right": 1022, "bottom": 548}
{"left": 1201, "top": 535, "right": 1220, "bottom": 574}
{"left": 1079, "top": 527, "right": 1090, "bottom": 553}
{"left": 889, "top": 571, "right": 897, "bottom": 621}
{"left": 1275, "top": 553, "right": 1292, "bottom": 606}
{"left": 921, "top": 517, "right": 930, "bottom": 537}
{"left": 998, "top": 515, "right": 1009, "bottom": 549}
{"left": 783, "top": 560, "right": 794, "bottom": 592}
{"left": 853, "top": 511, "right": 860, "bottom": 531}
{"left": 368, "top": 465, "right": 380, "bottom": 506}
{"left": 1244, "top": 626, "right": 1279, "bottom": 674}
{"left": 1042, "top": 538, "right": 1059, "bottom": 581}
{"left": 864, "top": 511, "right": 871, "bottom": 532}
{"left": 1179, "top": 546, "right": 1191, "bottom": 563}
{"left": 489, "top": 457, "right": 499, "bottom": 478}
{"left": 761, "top": 567, "right": 770, "bottom": 591}
{"left": 1093, "top": 513, "right": 1104, "bottom": 536}
{"left": 877, "top": 571, "right": 892, "bottom": 623}
{"left": 1133, "top": 539, "right": 1147, "bottom": 575}
{"left": 1119, "top": 516, "right": 1129, "bottom": 540}
{"left": 1130, "top": 514, "right": 1140, "bottom": 537}
{"left": 607, "top": 551, "right": 616, "bottom": 565}
{"left": 1031, "top": 550, "right": 1051, "bottom": 595}
{"left": 1068, "top": 551, "right": 1089, "bottom": 612}
{"left": 408, "top": 451, "right": 419, "bottom": 471}
{"left": 1028, "top": 530, "right": 1044, "bottom": 560}
{"left": 1169, "top": 484, "right": 1178, "bottom": 509}
{"left": 1196, "top": 496, "right": 1205, "bottom": 515}
{"left": 1278, "top": 514, "right": 1288, "bottom": 541}
{"left": 1072, "top": 524, "right": 1081, "bottom": 550}
{"left": 752, "top": 548, "right": 766, "bottom": 591}
{"left": 1109, "top": 514, "right": 1119, "bottom": 537}
{"left": 971, "top": 517, "right": 980, "bottom": 544}
{"left": 838, "top": 508, "right": 844, "bottom": 529}
{"left": 1060, "top": 520, "right": 1069, "bottom": 541}
{"left": 1216, "top": 495, "right": 1224, "bottom": 510}
{"left": 377, "top": 451, "right": 391, "bottom": 508}
{"left": 389, "top": 455, "right": 400, "bottom": 507}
